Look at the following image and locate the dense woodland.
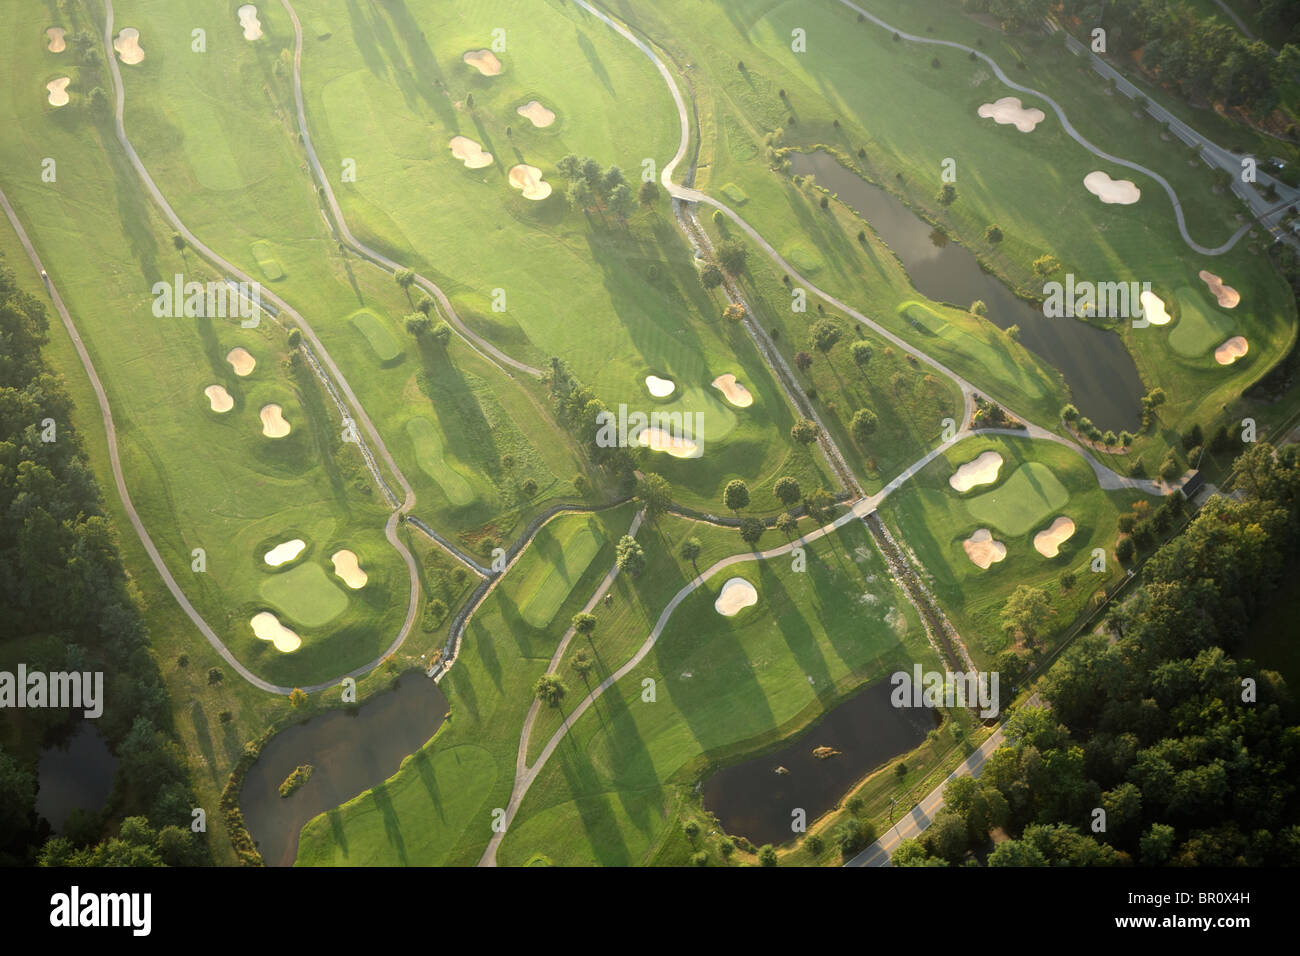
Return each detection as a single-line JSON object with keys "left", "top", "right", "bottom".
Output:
{"left": 0, "top": 262, "right": 205, "bottom": 866}
{"left": 896, "top": 442, "right": 1300, "bottom": 865}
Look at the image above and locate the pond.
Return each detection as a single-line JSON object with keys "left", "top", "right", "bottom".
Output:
{"left": 702, "top": 677, "right": 934, "bottom": 847}
{"left": 240, "top": 674, "right": 448, "bottom": 866}
{"left": 787, "top": 150, "right": 1143, "bottom": 433}
{"left": 35, "top": 724, "right": 118, "bottom": 833}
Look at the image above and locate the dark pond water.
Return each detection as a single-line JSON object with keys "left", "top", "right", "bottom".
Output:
{"left": 35, "top": 724, "right": 118, "bottom": 833}
{"left": 788, "top": 150, "right": 1143, "bottom": 433}
{"left": 241, "top": 675, "right": 448, "bottom": 866}
{"left": 702, "top": 678, "right": 934, "bottom": 847}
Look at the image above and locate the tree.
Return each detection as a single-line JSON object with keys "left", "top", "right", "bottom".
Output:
{"left": 394, "top": 268, "right": 416, "bottom": 298}
{"left": 638, "top": 180, "right": 660, "bottom": 206}
{"left": 637, "top": 472, "right": 672, "bottom": 523}
{"left": 700, "top": 263, "right": 724, "bottom": 289}
{"left": 923, "top": 809, "right": 969, "bottom": 863}
{"left": 791, "top": 418, "right": 820, "bottom": 445}
{"left": 804, "top": 488, "right": 835, "bottom": 524}
{"left": 287, "top": 328, "right": 301, "bottom": 349}
{"left": 986, "top": 223, "right": 1003, "bottom": 243}
{"left": 535, "top": 674, "right": 567, "bottom": 709}
{"left": 171, "top": 233, "right": 186, "bottom": 260}
{"left": 987, "top": 839, "right": 1048, "bottom": 866}
{"left": 937, "top": 183, "right": 957, "bottom": 205}
{"left": 1032, "top": 254, "right": 1061, "bottom": 277}
{"left": 1001, "top": 584, "right": 1053, "bottom": 648}
{"left": 572, "top": 612, "right": 597, "bottom": 643}
{"left": 810, "top": 319, "right": 843, "bottom": 358}
{"left": 970, "top": 300, "right": 987, "bottom": 317}
{"left": 722, "top": 302, "right": 746, "bottom": 324}
{"left": 723, "top": 478, "right": 750, "bottom": 514}
{"left": 288, "top": 688, "right": 307, "bottom": 708}
{"left": 794, "top": 351, "right": 813, "bottom": 374}
{"left": 739, "top": 517, "right": 765, "bottom": 547}
{"left": 774, "top": 476, "right": 802, "bottom": 507}
{"left": 572, "top": 651, "right": 594, "bottom": 692}
{"left": 568, "top": 178, "right": 596, "bottom": 213}
{"left": 776, "top": 512, "right": 798, "bottom": 539}
{"left": 405, "top": 314, "right": 432, "bottom": 337}
{"left": 615, "top": 536, "right": 646, "bottom": 577}
{"left": 850, "top": 340, "right": 873, "bottom": 370}
{"left": 207, "top": 668, "right": 224, "bottom": 686}
{"left": 851, "top": 408, "right": 879, "bottom": 446}
{"left": 717, "top": 239, "right": 748, "bottom": 276}
{"left": 415, "top": 294, "right": 434, "bottom": 316}
{"left": 431, "top": 322, "right": 452, "bottom": 347}
{"left": 557, "top": 154, "right": 582, "bottom": 180}
{"left": 835, "top": 818, "right": 876, "bottom": 857}
{"left": 758, "top": 844, "right": 778, "bottom": 866}
{"left": 1005, "top": 324, "right": 1021, "bottom": 341}
{"left": 608, "top": 182, "right": 634, "bottom": 224}
{"left": 1060, "top": 404, "right": 1080, "bottom": 424}
{"left": 679, "top": 537, "right": 702, "bottom": 576}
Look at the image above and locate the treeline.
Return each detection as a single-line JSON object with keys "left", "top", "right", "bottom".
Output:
{"left": 545, "top": 357, "right": 638, "bottom": 491}
{"left": 0, "top": 262, "right": 205, "bottom": 866}
{"left": 896, "top": 441, "right": 1300, "bottom": 866}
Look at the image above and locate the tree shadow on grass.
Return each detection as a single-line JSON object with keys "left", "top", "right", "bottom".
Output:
{"left": 326, "top": 807, "right": 349, "bottom": 858}
{"left": 574, "top": 28, "right": 614, "bottom": 95}
{"left": 381, "top": 0, "right": 460, "bottom": 128}
{"left": 370, "top": 783, "right": 408, "bottom": 864}
{"left": 756, "top": 558, "right": 835, "bottom": 705}
{"left": 411, "top": 749, "right": 444, "bottom": 822}
{"left": 288, "top": 355, "right": 350, "bottom": 507}
{"left": 189, "top": 699, "right": 219, "bottom": 787}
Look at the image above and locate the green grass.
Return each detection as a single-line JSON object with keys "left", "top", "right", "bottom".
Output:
{"left": 1169, "top": 287, "right": 1236, "bottom": 358}
{"left": 349, "top": 309, "right": 402, "bottom": 363}
{"left": 258, "top": 562, "right": 350, "bottom": 628}
{"left": 513, "top": 520, "right": 606, "bottom": 628}
{"left": 249, "top": 239, "right": 285, "bottom": 281}
{"left": 900, "top": 301, "right": 1051, "bottom": 401}
{"left": 720, "top": 182, "right": 749, "bottom": 205}
{"left": 965, "top": 461, "right": 1070, "bottom": 536}
{"left": 405, "top": 417, "right": 478, "bottom": 508}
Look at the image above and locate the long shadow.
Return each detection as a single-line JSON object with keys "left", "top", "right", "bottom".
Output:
{"left": 756, "top": 558, "right": 835, "bottom": 703}
{"left": 593, "top": 681, "right": 663, "bottom": 835}
{"left": 466, "top": 616, "right": 502, "bottom": 690}
{"left": 381, "top": 0, "right": 459, "bottom": 127}
{"left": 445, "top": 656, "right": 479, "bottom": 722}
{"left": 289, "top": 355, "right": 350, "bottom": 507}
{"left": 370, "top": 784, "right": 408, "bottom": 865}
{"left": 345, "top": 0, "right": 390, "bottom": 79}
{"left": 98, "top": 124, "right": 161, "bottom": 282}
{"left": 553, "top": 731, "right": 634, "bottom": 865}
{"left": 414, "top": 338, "right": 500, "bottom": 482}
{"left": 575, "top": 28, "right": 615, "bottom": 94}
{"left": 326, "top": 808, "right": 349, "bottom": 857}
{"left": 412, "top": 750, "right": 444, "bottom": 821}
{"left": 189, "top": 700, "right": 219, "bottom": 787}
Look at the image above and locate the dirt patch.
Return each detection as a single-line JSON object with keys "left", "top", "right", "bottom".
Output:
{"left": 1033, "top": 516, "right": 1075, "bottom": 557}
{"left": 331, "top": 549, "right": 368, "bottom": 589}
{"left": 712, "top": 373, "right": 753, "bottom": 408}
{"left": 508, "top": 163, "right": 551, "bottom": 200}
{"left": 962, "top": 528, "right": 1006, "bottom": 569}
{"left": 46, "top": 77, "right": 70, "bottom": 107}
{"left": 47, "top": 28, "right": 66, "bottom": 53}
{"left": 449, "top": 135, "right": 493, "bottom": 169}
{"left": 260, "top": 404, "right": 291, "bottom": 438}
{"left": 1198, "top": 270, "right": 1241, "bottom": 309}
{"left": 977, "top": 96, "right": 1045, "bottom": 132}
{"left": 226, "top": 347, "right": 256, "bottom": 376}
{"left": 203, "top": 384, "right": 233, "bottom": 413}
{"left": 113, "top": 28, "right": 144, "bottom": 65}
{"left": 715, "top": 577, "right": 758, "bottom": 616}
{"left": 1084, "top": 170, "right": 1140, "bottom": 205}
{"left": 463, "top": 49, "right": 501, "bottom": 75}
{"left": 250, "top": 611, "right": 301, "bottom": 653}
{"left": 1214, "top": 336, "right": 1249, "bottom": 365}
{"left": 949, "top": 450, "right": 1003, "bottom": 493}
{"left": 516, "top": 100, "right": 555, "bottom": 127}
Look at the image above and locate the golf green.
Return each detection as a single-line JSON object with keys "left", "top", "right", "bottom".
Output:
{"left": 965, "top": 461, "right": 1070, "bottom": 537}
{"left": 259, "top": 563, "right": 349, "bottom": 627}
{"left": 516, "top": 523, "right": 606, "bottom": 628}
{"left": 1169, "top": 287, "right": 1234, "bottom": 357}
{"left": 250, "top": 239, "right": 285, "bottom": 281}
{"left": 406, "top": 417, "right": 477, "bottom": 507}
{"left": 350, "top": 310, "right": 402, "bottom": 363}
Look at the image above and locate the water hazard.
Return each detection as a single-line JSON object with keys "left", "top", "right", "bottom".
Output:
{"left": 35, "top": 724, "right": 118, "bottom": 833}
{"left": 788, "top": 150, "right": 1143, "bottom": 433}
{"left": 240, "top": 675, "right": 448, "bottom": 866}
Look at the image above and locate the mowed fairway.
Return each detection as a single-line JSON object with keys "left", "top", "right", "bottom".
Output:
{"left": 405, "top": 417, "right": 477, "bottom": 508}
{"left": 508, "top": 519, "right": 606, "bottom": 629}
{"left": 497, "top": 521, "right": 936, "bottom": 866}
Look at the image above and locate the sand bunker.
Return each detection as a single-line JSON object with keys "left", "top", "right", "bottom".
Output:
{"left": 1033, "top": 516, "right": 1076, "bottom": 558}
{"left": 226, "top": 347, "right": 256, "bottom": 376}
{"left": 463, "top": 49, "right": 501, "bottom": 75}
{"left": 260, "top": 404, "right": 291, "bottom": 438}
{"left": 250, "top": 611, "right": 301, "bottom": 653}
{"left": 508, "top": 164, "right": 551, "bottom": 200}
{"left": 1198, "top": 270, "right": 1240, "bottom": 309}
{"left": 203, "top": 384, "right": 233, "bottom": 413}
{"left": 516, "top": 100, "right": 555, "bottom": 128}
{"left": 113, "top": 28, "right": 144, "bottom": 65}
{"left": 1214, "top": 336, "right": 1249, "bottom": 365}
{"left": 264, "top": 539, "right": 306, "bottom": 567}
{"left": 46, "top": 77, "right": 70, "bottom": 107}
{"left": 237, "top": 5, "right": 263, "bottom": 40}
{"left": 715, "top": 577, "right": 758, "bottom": 615}
{"left": 712, "top": 373, "right": 754, "bottom": 408}
{"left": 949, "top": 451, "right": 1003, "bottom": 493}
{"left": 636, "top": 426, "right": 698, "bottom": 458}
{"left": 1139, "top": 290, "right": 1171, "bottom": 326}
{"left": 645, "top": 374, "right": 675, "bottom": 398}
{"left": 331, "top": 549, "right": 368, "bottom": 589}
{"left": 962, "top": 528, "right": 1007, "bottom": 570}
{"left": 977, "top": 96, "right": 1045, "bottom": 133}
{"left": 449, "top": 135, "right": 493, "bottom": 169}
{"left": 1084, "top": 171, "right": 1141, "bottom": 205}
{"left": 47, "top": 28, "right": 66, "bottom": 53}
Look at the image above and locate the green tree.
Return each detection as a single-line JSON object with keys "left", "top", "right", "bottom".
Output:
{"left": 405, "top": 314, "right": 432, "bottom": 337}
{"left": 534, "top": 674, "right": 567, "bottom": 709}
{"left": 394, "top": 268, "right": 416, "bottom": 298}
{"left": 985, "top": 223, "right": 1003, "bottom": 243}
{"left": 739, "top": 517, "right": 765, "bottom": 547}
{"left": 851, "top": 408, "right": 879, "bottom": 446}
{"left": 791, "top": 418, "right": 820, "bottom": 445}
{"left": 810, "top": 319, "right": 843, "bottom": 358}
{"left": 571, "top": 612, "right": 597, "bottom": 645}
{"left": 615, "top": 536, "right": 646, "bottom": 577}
{"left": 937, "top": 183, "right": 957, "bottom": 205}
{"left": 1001, "top": 584, "right": 1053, "bottom": 648}
{"left": 637, "top": 472, "right": 672, "bottom": 524}
{"left": 776, "top": 512, "right": 798, "bottom": 539}
{"left": 431, "top": 322, "right": 453, "bottom": 347}
{"left": 1032, "top": 254, "right": 1061, "bottom": 277}
{"left": 850, "top": 340, "right": 873, "bottom": 370}
{"left": 679, "top": 537, "right": 702, "bottom": 577}
{"left": 758, "top": 844, "right": 778, "bottom": 866}
{"left": 723, "top": 478, "right": 750, "bottom": 514}
{"left": 717, "top": 239, "right": 748, "bottom": 276}
{"left": 774, "top": 476, "right": 802, "bottom": 507}
{"left": 638, "top": 179, "right": 660, "bottom": 206}
{"left": 700, "top": 263, "right": 724, "bottom": 289}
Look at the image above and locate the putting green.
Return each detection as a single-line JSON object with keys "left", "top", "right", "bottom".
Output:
{"left": 250, "top": 239, "right": 285, "bottom": 281}
{"left": 783, "top": 242, "right": 823, "bottom": 274}
{"left": 720, "top": 182, "right": 749, "bottom": 205}
{"left": 1169, "top": 287, "right": 1234, "bottom": 357}
{"left": 258, "top": 562, "right": 349, "bottom": 628}
{"left": 515, "top": 522, "right": 606, "bottom": 628}
{"left": 965, "top": 462, "right": 1069, "bottom": 537}
{"left": 899, "top": 301, "right": 1048, "bottom": 400}
{"left": 350, "top": 310, "right": 402, "bottom": 363}
{"left": 405, "top": 417, "right": 476, "bottom": 507}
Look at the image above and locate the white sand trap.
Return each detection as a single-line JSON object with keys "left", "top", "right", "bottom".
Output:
{"left": 463, "top": 49, "right": 501, "bottom": 75}
{"left": 977, "top": 96, "right": 1045, "bottom": 133}
{"left": 715, "top": 577, "right": 758, "bottom": 615}
{"left": 113, "top": 28, "right": 144, "bottom": 65}
{"left": 1084, "top": 171, "right": 1141, "bottom": 205}
{"left": 46, "top": 77, "right": 70, "bottom": 107}
{"left": 1033, "top": 516, "right": 1076, "bottom": 558}
{"left": 645, "top": 374, "right": 675, "bottom": 397}
{"left": 1214, "top": 336, "right": 1249, "bottom": 365}
{"left": 264, "top": 538, "right": 306, "bottom": 567}
{"left": 516, "top": 100, "right": 555, "bottom": 128}
{"left": 203, "top": 384, "right": 233, "bottom": 413}
{"left": 47, "top": 28, "right": 66, "bottom": 53}
{"left": 636, "top": 426, "right": 698, "bottom": 458}
{"left": 250, "top": 611, "right": 301, "bottom": 653}
{"left": 712, "top": 373, "right": 754, "bottom": 408}
{"left": 237, "top": 5, "right": 263, "bottom": 41}
{"left": 1198, "top": 270, "right": 1240, "bottom": 309}
{"left": 260, "top": 403, "right": 291, "bottom": 438}
{"left": 1139, "top": 290, "right": 1171, "bottom": 326}
{"left": 226, "top": 347, "right": 256, "bottom": 376}
{"left": 508, "top": 164, "right": 552, "bottom": 200}
{"left": 948, "top": 451, "right": 1003, "bottom": 493}
{"left": 449, "top": 135, "right": 493, "bottom": 169}
{"left": 962, "top": 529, "right": 1007, "bottom": 570}
{"left": 331, "top": 549, "right": 368, "bottom": 589}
